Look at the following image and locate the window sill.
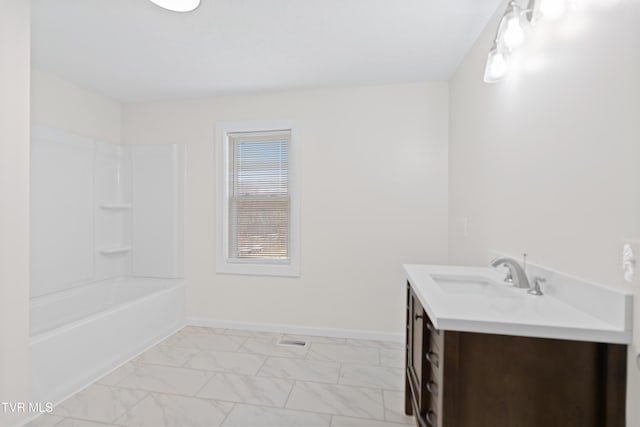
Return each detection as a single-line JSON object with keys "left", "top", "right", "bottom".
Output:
{"left": 216, "top": 260, "right": 300, "bottom": 277}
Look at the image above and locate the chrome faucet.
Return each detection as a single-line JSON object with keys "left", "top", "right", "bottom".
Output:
{"left": 490, "top": 256, "right": 531, "bottom": 289}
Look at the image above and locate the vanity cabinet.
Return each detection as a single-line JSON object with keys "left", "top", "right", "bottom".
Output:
{"left": 405, "top": 282, "right": 627, "bottom": 427}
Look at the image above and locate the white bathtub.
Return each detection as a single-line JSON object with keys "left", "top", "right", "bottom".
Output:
{"left": 29, "top": 277, "right": 185, "bottom": 404}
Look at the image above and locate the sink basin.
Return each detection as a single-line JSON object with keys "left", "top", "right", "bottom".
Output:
{"left": 431, "top": 274, "right": 514, "bottom": 298}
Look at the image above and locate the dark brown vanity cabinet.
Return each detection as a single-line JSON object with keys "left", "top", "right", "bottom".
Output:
{"left": 404, "top": 282, "right": 627, "bottom": 427}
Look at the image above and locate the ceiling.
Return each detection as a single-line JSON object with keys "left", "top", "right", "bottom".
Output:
{"left": 31, "top": 0, "right": 502, "bottom": 103}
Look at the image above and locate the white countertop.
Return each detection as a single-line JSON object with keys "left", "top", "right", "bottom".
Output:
{"left": 403, "top": 264, "right": 632, "bottom": 344}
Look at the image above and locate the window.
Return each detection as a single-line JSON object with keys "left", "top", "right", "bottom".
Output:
{"left": 216, "top": 121, "right": 299, "bottom": 276}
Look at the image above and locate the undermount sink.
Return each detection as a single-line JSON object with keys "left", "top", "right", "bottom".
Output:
{"left": 430, "top": 274, "right": 514, "bottom": 298}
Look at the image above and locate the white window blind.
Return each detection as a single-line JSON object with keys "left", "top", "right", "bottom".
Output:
{"left": 228, "top": 130, "right": 290, "bottom": 263}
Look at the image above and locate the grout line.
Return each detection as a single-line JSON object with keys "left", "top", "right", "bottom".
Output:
{"left": 253, "top": 354, "right": 271, "bottom": 376}
{"left": 134, "top": 358, "right": 259, "bottom": 374}
{"left": 311, "top": 379, "right": 405, "bottom": 394}
{"left": 51, "top": 416, "right": 70, "bottom": 426}
{"left": 336, "top": 362, "right": 343, "bottom": 386}
{"left": 193, "top": 372, "right": 215, "bottom": 397}
{"left": 129, "top": 360, "right": 342, "bottom": 387}
{"left": 381, "top": 388, "right": 388, "bottom": 419}
{"left": 205, "top": 399, "right": 332, "bottom": 416}
{"left": 62, "top": 417, "right": 127, "bottom": 427}
{"left": 333, "top": 414, "right": 409, "bottom": 426}
{"left": 282, "top": 379, "right": 297, "bottom": 409}
{"left": 104, "top": 386, "right": 229, "bottom": 402}
{"left": 218, "top": 402, "right": 236, "bottom": 427}
{"left": 204, "top": 399, "right": 343, "bottom": 424}
{"left": 278, "top": 380, "right": 389, "bottom": 422}
{"left": 180, "top": 347, "right": 203, "bottom": 368}
{"left": 109, "top": 389, "right": 150, "bottom": 426}
{"left": 26, "top": 415, "right": 67, "bottom": 427}
{"left": 113, "top": 369, "right": 403, "bottom": 397}
{"left": 238, "top": 336, "right": 250, "bottom": 347}
{"left": 98, "top": 364, "right": 137, "bottom": 388}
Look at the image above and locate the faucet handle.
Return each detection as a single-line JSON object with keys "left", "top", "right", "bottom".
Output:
{"left": 528, "top": 277, "right": 545, "bottom": 296}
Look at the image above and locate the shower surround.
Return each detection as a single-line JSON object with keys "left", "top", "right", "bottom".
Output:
{"left": 29, "top": 126, "right": 186, "bottom": 405}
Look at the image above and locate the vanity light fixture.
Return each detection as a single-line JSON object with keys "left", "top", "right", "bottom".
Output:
{"left": 148, "top": 0, "right": 201, "bottom": 13}
{"left": 483, "top": 0, "right": 572, "bottom": 83}
{"left": 484, "top": 0, "right": 532, "bottom": 83}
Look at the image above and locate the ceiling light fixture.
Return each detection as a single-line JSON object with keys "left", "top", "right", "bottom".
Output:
{"left": 148, "top": 0, "right": 201, "bottom": 13}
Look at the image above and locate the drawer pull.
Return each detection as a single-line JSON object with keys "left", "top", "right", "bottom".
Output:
{"left": 425, "top": 351, "right": 439, "bottom": 368}
{"left": 426, "top": 409, "right": 438, "bottom": 427}
{"left": 415, "top": 314, "right": 423, "bottom": 321}
{"left": 426, "top": 322, "right": 440, "bottom": 335}
{"left": 426, "top": 380, "right": 438, "bottom": 397}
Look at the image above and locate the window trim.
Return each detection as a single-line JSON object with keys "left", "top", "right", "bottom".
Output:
{"left": 215, "top": 120, "right": 300, "bottom": 277}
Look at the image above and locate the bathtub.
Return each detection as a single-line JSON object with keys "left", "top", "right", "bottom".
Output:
{"left": 29, "top": 277, "right": 185, "bottom": 404}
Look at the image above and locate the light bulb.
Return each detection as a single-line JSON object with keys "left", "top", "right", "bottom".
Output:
{"left": 539, "top": 0, "right": 566, "bottom": 20}
{"left": 503, "top": 14, "right": 525, "bottom": 49}
{"left": 484, "top": 47, "right": 508, "bottom": 83}
{"left": 498, "top": 2, "right": 528, "bottom": 51}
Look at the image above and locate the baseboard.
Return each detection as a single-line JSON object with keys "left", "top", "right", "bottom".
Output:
{"left": 186, "top": 317, "right": 404, "bottom": 343}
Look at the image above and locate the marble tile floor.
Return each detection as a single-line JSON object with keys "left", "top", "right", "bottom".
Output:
{"left": 27, "top": 326, "right": 414, "bottom": 427}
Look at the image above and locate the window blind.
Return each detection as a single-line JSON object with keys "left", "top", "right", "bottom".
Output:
{"left": 228, "top": 130, "right": 290, "bottom": 262}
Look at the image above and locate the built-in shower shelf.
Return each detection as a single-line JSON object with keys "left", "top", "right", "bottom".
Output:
{"left": 99, "top": 203, "right": 132, "bottom": 210}
{"left": 99, "top": 246, "right": 131, "bottom": 255}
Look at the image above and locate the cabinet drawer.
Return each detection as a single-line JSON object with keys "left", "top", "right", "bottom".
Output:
{"left": 426, "top": 336, "right": 440, "bottom": 369}
{"left": 425, "top": 409, "right": 438, "bottom": 427}
{"left": 426, "top": 316, "right": 443, "bottom": 350}
{"left": 425, "top": 373, "right": 439, "bottom": 401}
{"left": 426, "top": 333, "right": 443, "bottom": 427}
{"left": 428, "top": 363, "right": 443, "bottom": 423}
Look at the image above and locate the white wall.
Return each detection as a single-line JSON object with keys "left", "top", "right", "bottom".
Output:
{"left": 448, "top": 1, "right": 640, "bottom": 425}
{"left": 0, "top": 1, "right": 30, "bottom": 426}
{"left": 31, "top": 68, "right": 122, "bottom": 145}
{"left": 123, "top": 83, "right": 449, "bottom": 335}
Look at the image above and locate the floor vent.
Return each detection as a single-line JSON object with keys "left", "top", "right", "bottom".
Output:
{"left": 277, "top": 339, "right": 308, "bottom": 348}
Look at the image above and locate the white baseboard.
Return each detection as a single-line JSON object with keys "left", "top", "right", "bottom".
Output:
{"left": 186, "top": 317, "right": 404, "bottom": 343}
